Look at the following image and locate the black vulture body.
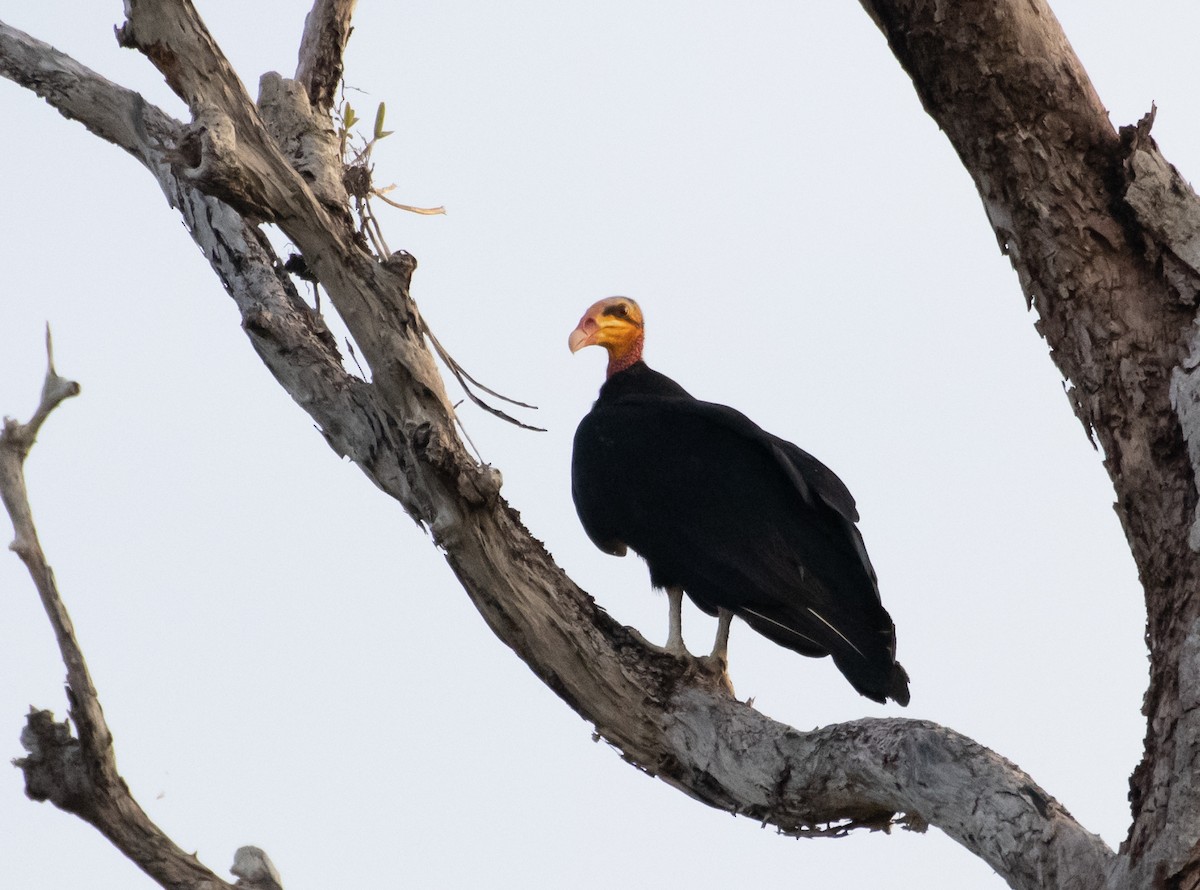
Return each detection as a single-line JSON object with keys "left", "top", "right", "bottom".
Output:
{"left": 571, "top": 361, "right": 909, "bottom": 705}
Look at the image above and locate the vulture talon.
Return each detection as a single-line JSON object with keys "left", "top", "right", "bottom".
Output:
{"left": 697, "top": 654, "right": 735, "bottom": 696}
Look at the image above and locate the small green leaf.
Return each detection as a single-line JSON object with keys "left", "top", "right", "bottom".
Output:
{"left": 373, "top": 102, "right": 387, "bottom": 139}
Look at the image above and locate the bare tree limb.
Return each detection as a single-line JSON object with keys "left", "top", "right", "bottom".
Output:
{"left": 0, "top": 337, "right": 239, "bottom": 890}
{"left": 1, "top": 332, "right": 86, "bottom": 701}
{"left": 295, "top": 0, "right": 357, "bottom": 114}
{"left": 0, "top": 20, "right": 179, "bottom": 164}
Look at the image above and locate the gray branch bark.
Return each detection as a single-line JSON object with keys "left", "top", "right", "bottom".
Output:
{"left": 4, "top": 1, "right": 1191, "bottom": 888}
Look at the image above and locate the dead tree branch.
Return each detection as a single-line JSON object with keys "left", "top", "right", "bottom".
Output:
{"left": 0, "top": 336, "right": 245, "bottom": 890}
{"left": 295, "top": 0, "right": 357, "bottom": 115}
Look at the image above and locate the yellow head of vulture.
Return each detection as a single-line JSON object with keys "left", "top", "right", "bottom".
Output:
{"left": 568, "top": 297, "right": 645, "bottom": 376}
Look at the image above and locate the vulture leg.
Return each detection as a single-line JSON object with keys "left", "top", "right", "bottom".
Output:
{"left": 699, "top": 609, "right": 735, "bottom": 695}
{"left": 709, "top": 608, "right": 732, "bottom": 664}
{"left": 625, "top": 586, "right": 690, "bottom": 657}
{"left": 664, "top": 586, "right": 687, "bottom": 655}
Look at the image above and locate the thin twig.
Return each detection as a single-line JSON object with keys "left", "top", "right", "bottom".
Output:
{"left": 425, "top": 325, "right": 538, "bottom": 409}
{"left": 421, "top": 322, "right": 545, "bottom": 431}
{"left": 373, "top": 188, "right": 446, "bottom": 215}
{"left": 365, "top": 203, "right": 391, "bottom": 256}
{"left": 1, "top": 330, "right": 86, "bottom": 675}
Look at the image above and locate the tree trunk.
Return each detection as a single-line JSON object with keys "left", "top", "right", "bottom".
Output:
{"left": 859, "top": 2, "right": 1200, "bottom": 884}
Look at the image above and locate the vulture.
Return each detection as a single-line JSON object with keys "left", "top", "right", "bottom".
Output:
{"left": 568, "top": 297, "right": 909, "bottom": 705}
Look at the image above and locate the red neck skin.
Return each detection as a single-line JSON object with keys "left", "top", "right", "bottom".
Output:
{"left": 607, "top": 335, "right": 644, "bottom": 378}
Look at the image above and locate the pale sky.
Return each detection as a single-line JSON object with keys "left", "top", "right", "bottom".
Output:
{"left": 2, "top": 2, "right": 1197, "bottom": 888}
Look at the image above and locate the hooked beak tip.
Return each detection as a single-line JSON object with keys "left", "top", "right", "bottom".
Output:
{"left": 568, "top": 326, "right": 592, "bottom": 354}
